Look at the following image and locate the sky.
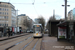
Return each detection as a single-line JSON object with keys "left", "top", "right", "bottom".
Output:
{"left": 0, "top": 0, "right": 75, "bottom": 22}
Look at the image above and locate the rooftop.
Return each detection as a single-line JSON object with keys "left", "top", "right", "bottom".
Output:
{"left": 18, "top": 14, "right": 26, "bottom": 16}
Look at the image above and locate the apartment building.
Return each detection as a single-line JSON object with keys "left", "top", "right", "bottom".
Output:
{"left": 17, "top": 14, "right": 31, "bottom": 30}
{"left": 68, "top": 8, "right": 75, "bottom": 20}
{"left": 68, "top": 10, "right": 73, "bottom": 20}
{"left": 73, "top": 8, "right": 75, "bottom": 20}
{"left": 0, "top": 2, "right": 16, "bottom": 27}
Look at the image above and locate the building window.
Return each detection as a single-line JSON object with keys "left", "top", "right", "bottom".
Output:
{"left": 7, "top": 24, "right": 8, "bottom": 26}
{"left": 5, "top": 9, "right": 6, "bottom": 11}
{"left": 2, "top": 24, "right": 4, "bottom": 26}
{"left": 0, "top": 8, "right": 1, "bottom": 10}
{"left": 0, "top": 12, "right": 1, "bottom": 14}
{"left": 0, "top": 24, "right": 1, "bottom": 26}
{"left": 5, "top": 16, "right": 8, "bottom": 19}
{"left": 7, "top": 16, "right": 8, "bottom": 19}
{"left": 3, "top": 12, "right": 4, "bottom": 15}
{"left": 3, "top": 8, "right": 4, "bottom": 11}
{"left": 4, "top": 16, "right": 6, "bottom": 19}
{"left": 5, "top": 12, "right": 6, "bottom": 15}
{"left": 5, "top": 24, "right": 6, "bottom": 26}
{"left": 3, "top": 24, "right": 4, "bottom": 26}
{"left": 7, "top": 13, "right": 8, "bottom": 15}
{"left": 7, "top": 9, "right": 8, "bottom": 11}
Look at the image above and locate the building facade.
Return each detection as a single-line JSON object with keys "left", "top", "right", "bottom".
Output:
{"left": 68, "top": 10, "right": 73, "bottom": 20}
{"left": 0, "top": 2, "right": 16, "bottom": 27}
{"left": 68, "top": 8, "right": 75, "bottom": 20}
{"left": 73, "top": 8, "right": 75, "bottom": 20}
{"left": 17, "top": 14, "right": 32, "bottom": 30}
{"left": 34, "top": 18, "right": 40, "bottom": 24}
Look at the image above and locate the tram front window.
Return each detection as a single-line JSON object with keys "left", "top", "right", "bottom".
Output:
{"left": 35, "top": 27, "right": 41, "bottom": 33}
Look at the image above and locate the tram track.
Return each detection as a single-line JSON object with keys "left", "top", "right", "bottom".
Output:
{"left": 4, "top": 36, "right": 33, "bottom": 50}
{"left": 0, "top": 33, "right": 42, "bottom": 50}
{"left": 32, "top": 38, "right": 42, "bottom": 50}
{"left": 0, "top": 34, "right": 33, "bottom": 46}
{"left": 4, "top": 38, "right": 42, "bottom": 50}
{"left": 32, "top": 39, "right": 39, "bottom": 50}
{"left": 22, "top": 39, "right": 35, "bottom": 50}
{"left": 23, "top": 38, "right": 42, "bottom": 50}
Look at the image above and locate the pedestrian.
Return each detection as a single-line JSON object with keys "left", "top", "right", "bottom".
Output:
{"left": 20, "top": 30, "right": 21, "bottom": 34}
{"left": 10, "top": 30, "right": 12, "bottom": 36}
{"left": 8, "top": 28, "right": 10, "bottom": 37}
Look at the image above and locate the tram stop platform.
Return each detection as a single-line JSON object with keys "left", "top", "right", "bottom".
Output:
{"left": 0, "top": 33, "right": 28, "bottom": 41}
{"left": 41, "top": 34, "right": 75, "bottom": 50}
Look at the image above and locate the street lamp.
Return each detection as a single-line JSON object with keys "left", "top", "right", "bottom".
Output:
{"left": 62, "top": 5, "right": 70, "bottom": 7}
{"left": 62, "top": 0, "right": 70, "bottom": 21}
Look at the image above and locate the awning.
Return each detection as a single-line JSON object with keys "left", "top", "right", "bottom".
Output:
{"left": 57, "top": 20, "right": 75, "bottom": 26}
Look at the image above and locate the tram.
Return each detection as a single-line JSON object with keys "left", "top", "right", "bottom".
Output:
{"left": 33, "top": 24, "right": 43, "bottom": 38}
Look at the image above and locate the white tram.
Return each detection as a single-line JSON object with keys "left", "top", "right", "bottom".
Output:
{"left": 33, "top": 24, "right": 43, "bottom": 38}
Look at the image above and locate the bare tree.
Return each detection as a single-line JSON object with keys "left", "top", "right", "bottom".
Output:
{"left": 46, "top": 21, "right": 49, "bottom": 29}
{"left": 46, "top": 16, "right": 56, "bottom": 31}
{"left": 37, "top": 16, "right": 45, "bottom": 31}
{"left": 23, "top": 18, "right": 32, "bottom": 29}
{"left": 49, "top": 16, "right": 56, "bottom": 20}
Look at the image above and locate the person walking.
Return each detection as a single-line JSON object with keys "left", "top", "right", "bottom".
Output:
{"left": 20, "top": 30, "right": 21, "bottom": 34}
{"left": 8, "top": 28, "right": 10, "bottom": 37}
{"left": 10, "top": 30, "right": 12, "bottom": 36}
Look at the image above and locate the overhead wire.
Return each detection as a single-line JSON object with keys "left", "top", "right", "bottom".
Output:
{"left": 31, "top": 0, "right": 63, "bottom": 18}
{"left": 32, "top": 0, "right": 39, "bottom": 16}
{"left": 33, "top": 5, "right": 39, "bottom": 16}
{"left": 11, "top": 2, "right": 34, "bottom": 4}
{"left": 10, "top": 0, "right": 63, "bottom": 4}
{"left": 9, "top": 0, "right": 75, "bottom": 17}
{"left": 5, "top": 0, "right": 75, "bottom": 4}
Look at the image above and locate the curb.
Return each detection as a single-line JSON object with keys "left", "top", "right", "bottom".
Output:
{"left": 0, "top": 33, "right": 29, "bottom": 41}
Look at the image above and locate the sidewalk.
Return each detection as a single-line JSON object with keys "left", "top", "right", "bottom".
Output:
{"left": 41, "top": 34, "right": 75, "bottom": 50}
{"left": 0, "top": 33, "right": 28, "bottom": 41}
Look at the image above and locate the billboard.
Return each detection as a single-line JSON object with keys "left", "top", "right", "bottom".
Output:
{"left": 58, "top": 27, "right": 66, "bottom": 39}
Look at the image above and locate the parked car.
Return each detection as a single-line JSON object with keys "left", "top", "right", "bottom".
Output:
{"left": 30, "top": 30, "right": 33, "bottom": 33}
{"left": 27, "top": 30, "right": 30, "bottom": 33}
{"left": 27, "top": 30, "right": 33, "bottom": 33}
{"left": 44, "top": 29, "right": 48, "bottom": 34}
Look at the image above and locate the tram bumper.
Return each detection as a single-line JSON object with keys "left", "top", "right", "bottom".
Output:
{"left": 33, "top": 33, "right": 42, "bottom": 38}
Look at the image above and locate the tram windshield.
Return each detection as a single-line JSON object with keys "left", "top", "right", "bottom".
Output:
{"left": 35, "top": 27, "right": 41, "bottom": 33}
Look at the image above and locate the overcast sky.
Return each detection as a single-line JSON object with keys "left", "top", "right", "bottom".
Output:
{"left": 0, "top": 0, "right": 75, "bottom": 22}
